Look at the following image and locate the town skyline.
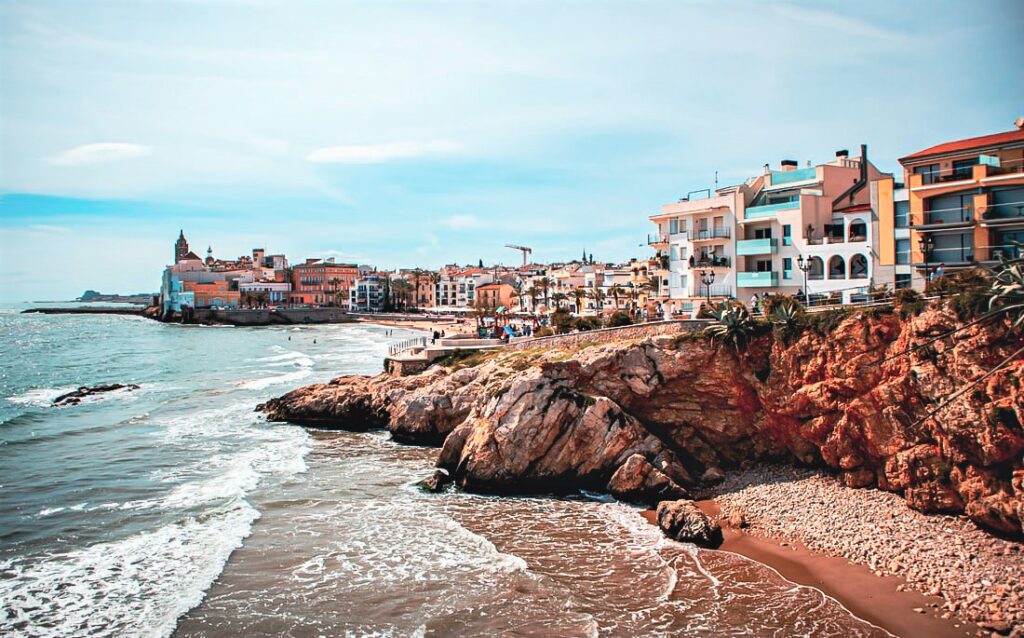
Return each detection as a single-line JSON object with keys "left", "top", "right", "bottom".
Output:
{"left": 2, "top": 0, "right": 1023, "bottom": 302}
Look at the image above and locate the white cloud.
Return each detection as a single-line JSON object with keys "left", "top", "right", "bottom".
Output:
{"left": 29, "top": 224, "right": 71, "bottom": 234}
{"left": 439, "top": 215, "right": 479, "bottom": 230}
{"left": 306, "top": 140, "right": 459, "bottom": 164}
{"left": 48, "top": 143, "right": 152, "bottom": 166}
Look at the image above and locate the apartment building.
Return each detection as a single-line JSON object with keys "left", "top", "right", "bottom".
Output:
{"left": 290, "top": 258, "right": 359, "bottom": 307}
{"left": 899, "top": 122, "right": 1024, "bottom": 289}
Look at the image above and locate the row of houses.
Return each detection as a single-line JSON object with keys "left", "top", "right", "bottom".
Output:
{"left": 159, "top": 120, "right": 1024, "bottom": 320}
{"left": 643, "top": 121, "right": 1024, "bottom": 315}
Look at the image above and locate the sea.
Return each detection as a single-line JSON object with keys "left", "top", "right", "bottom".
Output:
{"left": 0, "top": 306, "right": 892, "bottom": 637}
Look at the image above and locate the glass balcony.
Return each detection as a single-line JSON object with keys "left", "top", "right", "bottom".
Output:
{"left": 737, "top": 271, "right": 779, "bottom": 287}
{"left": 745, "top": 201, "right": 799, "bottom": 219}
{"left": 692, "top": 228, "right": 731, "bottom": 240}
{"left": 770, "top": 166, "right": 817, "bottom": 185}
{"left": 736, "top": 238, "right": 778, "bottom": 255}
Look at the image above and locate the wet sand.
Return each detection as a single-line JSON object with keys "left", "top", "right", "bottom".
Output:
{"left": 643, "top": 502, "right": 974, "bottom": 638}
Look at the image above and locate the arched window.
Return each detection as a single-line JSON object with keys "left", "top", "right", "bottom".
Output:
{"left": 848, "top": 219, "right": 868, "bottom": 242}
{"left": 808, "top": 256, "right": 824, "bottom": 280}
{"left": 849, "top": 254, "right": 869, "bottom": 279}
{"left": 828, "top": 255, "right": 846, "bottom": 279}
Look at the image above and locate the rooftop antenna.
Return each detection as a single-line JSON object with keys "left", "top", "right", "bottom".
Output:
{"left": 714, "top": 170, "right": 718, "bottom": 188}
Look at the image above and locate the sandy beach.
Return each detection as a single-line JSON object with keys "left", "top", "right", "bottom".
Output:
{"left": 643, "top": 465, "right": 1024, "bottom": 637}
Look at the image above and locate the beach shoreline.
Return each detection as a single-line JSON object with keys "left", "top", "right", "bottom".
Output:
{"left": 637, "top": 465, "right": 1024, "bottom": 637}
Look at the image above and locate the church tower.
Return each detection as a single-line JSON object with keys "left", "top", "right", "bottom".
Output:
{"left": 175, "top": 230, "right": 189, "bottom": 263}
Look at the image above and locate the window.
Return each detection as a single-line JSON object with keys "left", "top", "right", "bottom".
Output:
{"left": 782, "top": 224, "right": 792, "bottom": 246}
{"left": 895, "top": 274, "right": 912, "bottom": 290}
{"left": 849, "top": 254, "right": 869, "bottom": 279}
{"left": 783, "top": 257, "right": 793, "bottom": 279}
{"left": 828, "top": 255, "right": 845, "bottom": 279}
{"left": 894, "top": 201, "right": 909, "bottom": 228}
{"left": 914, "top": 163, "right": 940, "bottom": 184}
{"left": 952, "top": 157, "right": 977, "bottom": 180}
{"left": 669, "top": 219, "right": 679, "bottom": 235}
{"left": 896, "top": 239, "right": 910, "bottom": 265}
{"left": 680, "top": 274, "right": 688, "bottom": 289}
{"left": 753, "top": 227, "right": 773, "bottom": 239}
{"left": 755, "top": 259, "right": 772, "bottom": 273}
{"left": 927, "top": 193, "right": 972, "bottom": 224}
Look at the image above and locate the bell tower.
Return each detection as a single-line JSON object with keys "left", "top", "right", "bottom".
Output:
{"left": 175, "top": 230, "right": 189, "bottom": 263}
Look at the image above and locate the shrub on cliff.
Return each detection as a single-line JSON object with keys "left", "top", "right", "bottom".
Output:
{"left": 534, "top": 326, "right": 554, "bottom": 337}
{"left": 605, "top": 312, "right": 633, "bottom": 328}
{"left": 552, "top": 308, "right": 574, "bottom": 334}
{"left": 573, "top": 316, "right": 600, "bottom": 332}
{"left": 894, "top": 288, "right": 926, "bottom": 318}
{"left": 927, "top": 268, "right": 992, "bottom": 321}
{"left": 769, "top": 298, "right": 805, "bottom": 343}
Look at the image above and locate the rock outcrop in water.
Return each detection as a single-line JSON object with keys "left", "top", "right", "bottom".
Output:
{"left": 260, "top": 304, "right": 1024, "bottom": 537}
{"left": 53, "top": 383, "right": 140, "bottom": 407}
{"left": 656, "top": 499, "right": 723, "bottom": 548}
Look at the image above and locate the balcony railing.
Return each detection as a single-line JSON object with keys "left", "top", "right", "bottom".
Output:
{"left": 770, "top": 166, "right": 817, "bottom": 185}
{"left": 690, "top": 256, "right": 730, "bottom": 268}
{"left": 737, "top": 271, "right": 779, "bottom": 287}
{"left": 647, "top": 233, "right": 669, "bottom": 245}
{"left": 917, "top": 246, "right": 975, "bottom": 265}
{"left": 736, "top": 238, "right": 778, "bottom": 255}
{"left": 745, "top": 201, "right": 799, "bottom": 219}
{"left": 692, "top": 228, "right": 731, "bottom": 240}
{"left": 982, "top": 201, "right": 1024, "bottom": 221}
{"left": 695, "top": 284, "right": 733, "bottom": 297}
{"left": 915, "top": 206, "right": 973, "bottom": 227}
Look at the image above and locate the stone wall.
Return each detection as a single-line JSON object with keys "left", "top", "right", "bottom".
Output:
{"left": 506, "top": 319, "right": 710, "bottom": 352}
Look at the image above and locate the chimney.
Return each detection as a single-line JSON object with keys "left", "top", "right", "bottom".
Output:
{"left": 1015, "top": 116, "right": 1024, "bottom": 130}
{"left": 763, "top": 163, "right": 770, "bottom": 174}
{"left": 780, "top": 159, "right": 798, "bottom": 172}
{"left": 835, "top": 149, "right": 849, "bottom": 159}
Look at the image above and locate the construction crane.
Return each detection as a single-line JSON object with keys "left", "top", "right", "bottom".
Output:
{"left": 505, "top": 244, "right": 532, "bottom": 267}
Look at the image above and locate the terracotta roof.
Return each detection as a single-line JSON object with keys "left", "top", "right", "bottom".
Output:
{"left": 181, "top": 251, "right": 203, "bottom": 261}
{"left": 900, "top": 129, "right": 1024, "bottom": 162}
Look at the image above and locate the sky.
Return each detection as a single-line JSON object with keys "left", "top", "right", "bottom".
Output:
{"left": 1, "top": 0, "right": 1022, "bottom": 302}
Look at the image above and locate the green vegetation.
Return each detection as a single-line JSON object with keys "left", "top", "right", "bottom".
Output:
{"left": 927, "top": 268, "right": 992, "bottom": 321}
{"left": 436, "top": 348, "right": 494, "bottom": 371}
{"left": 705, "top": 302, "right": 756, "bottom": 352}
{"left": 605, "top": 311, "right": 633, "bottom": 327}
{"left": 893, "top": 288, "right": 926, "bottom": 318}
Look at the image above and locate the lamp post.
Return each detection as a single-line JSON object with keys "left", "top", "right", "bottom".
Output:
{"left": 796, "top": 255, "right": 811, "bottom": 306}
{"left": 699, "top": 269, "right": 715, "bottom": 310}
{"left": 918, "top": 235, "right": 935, "bottom": 280}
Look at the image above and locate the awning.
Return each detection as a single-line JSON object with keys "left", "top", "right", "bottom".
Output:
{"left": 496, "top": 306, "right": 507, "bottom": 313}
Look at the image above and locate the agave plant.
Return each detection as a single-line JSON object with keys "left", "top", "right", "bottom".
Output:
{"left": 769, "top": 301, "right": 801, "bottom": 328}
{"left": 989, "top": 248, "right": 1024, "bottom": 330}
{"left": 705, "top": 303, "right": 755, "bottom": 352}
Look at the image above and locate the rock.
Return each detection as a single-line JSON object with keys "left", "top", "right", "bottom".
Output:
{"left": 979, "top": 620, "right": 1011, "bottom": 635}
{"left": 656, "top": 499, "right": 723, "bottom": 549}
{"left": 721, "top": 512, "right": 747, "bottom": 529}
{"left": 418, "top": 468, "right": 451, "bottom": 493}
{"left": 606, "top": 454, "right": 689, "bottom": 505}
{"left": 53, "top": 383, "right": 140, "bottom": 407}
{"left": 701, "top": 466, "right": 726, "bottom": 485}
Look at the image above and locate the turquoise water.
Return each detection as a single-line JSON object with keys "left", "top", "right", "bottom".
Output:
{"left": 1, "top": 308, "right": 891, "bottom": 637}
{"left": 0, "top": 308, "right": 418, "bottom": 637}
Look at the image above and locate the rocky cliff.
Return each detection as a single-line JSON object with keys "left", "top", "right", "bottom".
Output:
{"left": 259, "top": 305, "right": 1024, "bottom": 536}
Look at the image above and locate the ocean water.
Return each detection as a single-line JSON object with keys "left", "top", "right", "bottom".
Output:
{"left": 1, "top": 308, "right": 891, "bottom": 637}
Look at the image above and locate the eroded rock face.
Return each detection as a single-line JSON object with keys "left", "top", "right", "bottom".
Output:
{"left": 656, "top": 499, "right": 723, "bottom": 548}
{"left": 260, "top": 305, "right": 1024, "bottom": 536}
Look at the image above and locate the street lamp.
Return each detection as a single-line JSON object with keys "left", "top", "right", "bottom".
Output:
{"left": 699, "top": 269, "right": 715, "bottom": 310}
{"left": 796, "top": 255, "right": 811, "bottom": 306}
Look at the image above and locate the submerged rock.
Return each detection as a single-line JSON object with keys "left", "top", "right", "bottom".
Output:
{"left": 53, "top": 384, "right": 140, "bottom": 407}
{"left": 656, "top": 499, "right": 723, "bottom": 549}
{"left": 418, "top": 468, "right": 452, "bottom": 493}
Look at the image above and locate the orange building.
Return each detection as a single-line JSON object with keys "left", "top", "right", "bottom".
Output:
{"left": 899, "top": 122, "right": 1024, "bottom": 288}
{"left": 182, "top": 280, "right": 241, "bottom": 309}
{"left": 474, "top": 282, "right": 516, "bottom": 310}
{"left": 290, "top": 258, "right": 359, "bottom": 307}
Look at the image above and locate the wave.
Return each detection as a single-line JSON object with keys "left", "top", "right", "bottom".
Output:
{"left": 1, "top": 501, "right": 260, "bottom": 638}
{"left": 6, "top": 384, "right": 148, "bottom": 409}
{"left": 235, "top": 368, "right": 312, "bottom": 390}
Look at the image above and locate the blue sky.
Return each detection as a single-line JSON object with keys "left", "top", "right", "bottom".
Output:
{"left": 1, "top": 0, "right": 1022, "bottom": 302}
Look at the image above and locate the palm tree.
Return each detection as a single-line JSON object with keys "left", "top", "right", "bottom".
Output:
{"left": 411, "top": 268, "right": 424, "bottom": 310}
{"left": 588, "top": 287, "right": 606, "bottom": 312}
{"left": 538, "top": 277, "right": 552, "bottom": 307}
{"left": 551, "top": 292, "right": 567, "bottom": 309}
{"left": 526, "top": 286, "right": 540, "bottom": 312}
{"left": 608, "top": 284, "right": 625, "bottom": 311}
{"left": 571, "top": 288, "right": 586, "bottom": 314}
{"left": 510, "top": 289, "right": 523, "bottom": 312}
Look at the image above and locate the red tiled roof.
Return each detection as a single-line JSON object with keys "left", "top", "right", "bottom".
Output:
{"left": 182, "top": 251, "right": 203, "bottom": 261}
{"left": 900, "top": 129, "right": 1024, "bottom": 162}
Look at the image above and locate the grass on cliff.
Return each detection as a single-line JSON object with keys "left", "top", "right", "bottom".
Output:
{"left": 436, "top": 348, "right": 497, "bottom": 371}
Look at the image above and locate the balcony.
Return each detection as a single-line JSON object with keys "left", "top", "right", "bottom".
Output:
{"left": 737, "top": 271, "right": 779, "bottom": 287}
{"left": 770, "top": 166, "right": 817, "bottom": 186}
{"left": 694, "top": 284, "right": 733, "bottom": 298}
{"left": 690, "top": 256, "right": 730, "bottom": 268}
{"left": 745, "top": 201, "right": 799, "bottom": 219}
{"left": 647, "top": 233, "right": 669, "bottom": 247}
{"left": 913, "top": 207, "right": 974, "bottom": 230}
{"left": 914, "top": 246, "right": 975, "bottom": 267}
{"left": 980, "top": 201, "right": 1024, "bottom": 226}
{"left": 736, "top": 238, "right": 778, "bottom": 255}
{"left": 692, "top": 228, "right": 731, "bottom": 241}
